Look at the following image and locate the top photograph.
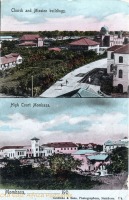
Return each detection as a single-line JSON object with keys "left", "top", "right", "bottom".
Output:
{"left": 0, "top": 0, "right": 129, "bottom": 98}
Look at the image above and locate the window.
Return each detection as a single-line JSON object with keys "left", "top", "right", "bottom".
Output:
{"left": 36, "top": 148, "right": 38, "bottom": 151}
{"left": 111, "top": 52, "right": 114, "bottom": 59}
{"left": 110, "top": 64, "right": 113, "bottom": 72}
{"left": 119, "top": 56, "right": 123, "bottom": 63}
{"left": 18, "top": 59, "right": 22, "bottom": 62}
{"left": 64, "top": 148, "right": 66, "bottom": 150}
{"left": 18, "top": 152, "right": 19, "bottom": 155}
{"left": 71, "top": 148, "right": 73, "bottom": 150}
{"left": 119, "top": 70, "right": 123, "bottom": 78}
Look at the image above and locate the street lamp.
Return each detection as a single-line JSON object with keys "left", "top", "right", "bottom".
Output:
{"left": 32, "top": 75, "right": 33, "bottom": 97}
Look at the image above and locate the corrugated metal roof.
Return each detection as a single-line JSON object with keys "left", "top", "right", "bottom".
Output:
{"left": 87, "top": 154, "right": 108, "bottom": 161}
{"left": 104, "top": 140, "right": 128, "bottom": 146}
{"left": 73, "top": 149, "right": 96, "bottom": 155}
{"left": 0, "top": 36, "right": 13, "bottom": 39}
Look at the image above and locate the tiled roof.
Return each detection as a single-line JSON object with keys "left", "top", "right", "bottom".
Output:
{"left": 19, "top": 42, "right": 37, "bottom": 46}
{"left": 87, "top": 154, "right": 108, "bottom": 161}
{"left": 48, "top": 47, "right": 61, "bottom": 52}
{"left": 20, "top": 34, "right": 40, "bottom": 41}
{"left": 0, "top": 146, "right": 24, "bottom": 150}
{"left": 43, "top": 142, "right": 77, "bottom": 148}
{"left": 0, "top": 53, "right": 20, "bottom": 65}
{"left": 69, "top": 38, "right": 99, "bottom": 46}
{"left": 73, "top": 149, "right": 96, "bottom": 155}
{"left": 114, "top": 44, "right": 129, "bottom": 54}
{"left": 107, "top": 45, "right": 122, "bottom": 51}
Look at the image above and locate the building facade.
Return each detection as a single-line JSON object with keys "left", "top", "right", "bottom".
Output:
{"left": 103, "top": 138, "right": 129, "bottom": 152}
{"left": 44, "top": 142, "right": 78, "bottom": 154}
{"left": 0, "top": 53, "right": 22, "bottom": 70}
{"left": 107, "top": 44, "right": 129, "bottom": 93}
{"left": 68, "top": 38, "right": 99, "bottom": 54}
{"left": 19, "top": 34, "right": 44, "bottom": 47}
{"left": 0, "top": 146, "right": 26, "bottom": 159}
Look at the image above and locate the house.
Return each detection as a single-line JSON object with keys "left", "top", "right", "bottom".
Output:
{"left": 107, "top": 44, "right": 129, "bottom": 93}
{"left": 0, "top": 53, "right": 22, "bottom": 70}
{"left": 87, "top": 154, "right": 109, "bottom": 176}
{"left": 44, "top": 142, "right": 78, "bottom": 154}
{"left": 19, "top": 34, "right": 44, "bottom": 47}
{"left": 103, "top": 138, "right": 129, "bottom": 152}
{"left": 72, "top": 149, "right": 97, "bottom": 171}
{"left": 0, "top": 146, "right": 26, "bottom": 159}
{"left": 94, "top": 27, "right": 124, "bottom": 47}
{"left": 68, "top": 38, "right": 99, "bottom": 53}
{"left": 72, "top": 149, "right": 109, "bottom": 175}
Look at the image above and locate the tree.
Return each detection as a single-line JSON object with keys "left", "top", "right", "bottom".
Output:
{"left": 48, "top": 154, "right": 82, "bottom": 178}
{"left": 107, "top": 147, "right": 128, "bottom": 174}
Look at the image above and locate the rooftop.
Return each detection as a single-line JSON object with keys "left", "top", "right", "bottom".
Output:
{"left": 0, "top": 53, "right": 20, "bottom": 65}
{"left": 0, "top": 146, "right": 24, "bottom": 150}
{"left": 107, "top": 45, "right": 122, "bottom": 51}
{"left": 43, "top": 142, "right": 77, "bottom": 148}
{"left": 0, "top": 36, "right": 13, "bottom": 39}
{"left": 69, "top": 37, "right": 99, "bottom": 46}
{"left": 87, "top": 154, "right": 108, "bottom": 161}
{"left": 31, "top": 137, "right": 40, "bottom": 141}
{"left": 48, "top": 47, "right": 61, "bottom": 52}
{"left": 40, "top": 58, "right": 107, "bottom": 97}
{"left": 20, "top": 34, "right": 40, "bottom": 41}
{"left": 104, "top": 139, "right": 128, "bottom": 146}
{"left": 114, "top": 44, "right": 129, "bottom": 54}
{"left": 72, "top": 88, "right": 103, "bottom": 98}
{"left": 73, "top": 149, "right": 96, "bottom": 155}
{"left": 19, "top": 42, "right": 37, "bottom": 46}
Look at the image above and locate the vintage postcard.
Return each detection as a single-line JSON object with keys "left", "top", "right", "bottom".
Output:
{"left": 0, "top": 98, "right": 128, "bottom": 199}
{"left": 0, "top": 0, "right": 129, "bottom": 98}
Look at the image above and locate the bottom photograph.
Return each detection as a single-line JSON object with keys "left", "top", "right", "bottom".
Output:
{"left": 0, "top": 98, "right": 128, "bottom": 193}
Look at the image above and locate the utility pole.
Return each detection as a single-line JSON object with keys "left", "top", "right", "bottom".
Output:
{"left": 32, "top": 75, "right": 33, "bottom": 97}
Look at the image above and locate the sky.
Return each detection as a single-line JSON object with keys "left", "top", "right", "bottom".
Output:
{"left": 0, "top": 98, "right": 128, "bottom": 147}
{"left": 1, "top": 0, "right": 129, "bottom": 31}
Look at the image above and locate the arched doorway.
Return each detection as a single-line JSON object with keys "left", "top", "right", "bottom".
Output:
{"left": 118, "top": 84, "right": 123, "bottom": 93}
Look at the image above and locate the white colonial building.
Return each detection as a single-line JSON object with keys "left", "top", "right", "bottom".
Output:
{"left": 107, "top": 44, "right": 129, "bottom": 93}
{"left": 0, "top": 53, "right": 22, "bottom": 70}
{"left": 103, "top": 138, "right": 129, "bottom": 152}
{"left": 0, "top": 146, "right": 27, "bottom": 159}
{"left": 0, "top": 137, "right": 54, "bottom": 159}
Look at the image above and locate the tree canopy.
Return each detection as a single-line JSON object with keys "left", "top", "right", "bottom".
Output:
{"left": 107, "top": 147, "right": 128, "bottom": 174}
